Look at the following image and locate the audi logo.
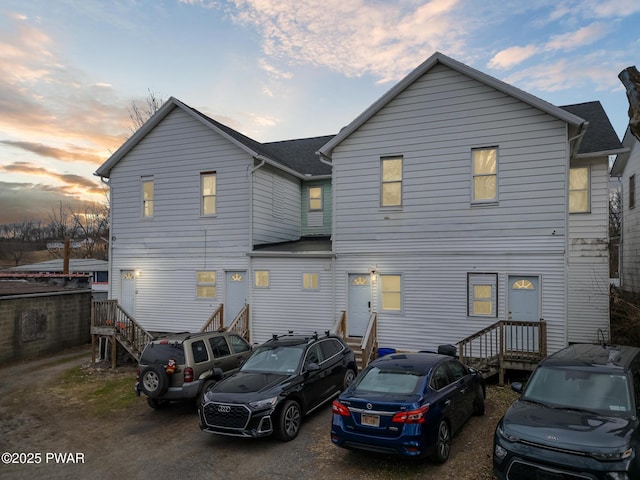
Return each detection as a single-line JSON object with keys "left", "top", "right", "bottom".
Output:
{"left": 217, "top": 405, "right": 231, "bottom": 413}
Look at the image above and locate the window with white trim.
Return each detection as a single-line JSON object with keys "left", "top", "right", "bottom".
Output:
{"left": 255, "top": 270, "right": 269, "bottom": 288}
{"left": 472, "top": 148, "right": 497, "bottom": 202}
{"left": 380, "top": 274, "right": 402, "bottom": 311}
{"left": 142, "top": 177, "right": 154, "bottom": 217}
{"left": 303, "top": 273, "right": 319, "bottom": 289}
{"left": 201, "top": 172, "right": 216, "bottom": 216}
{"left": 196, "top": 271, "right": 216, "bottom": 298}
{"left": 381, "top": 156, "right": 403, "bottom": 207}
{"left": 308, "top": 186, "right": 323, "bottom": 211}
{"left": 569, "top": 167, "right": 590, "bottom": 213}
{"left": 468, "top": 273, "right": 497, "bottom": 317}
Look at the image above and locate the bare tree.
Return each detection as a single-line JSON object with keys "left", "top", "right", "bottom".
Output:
{"left": 128, "top": 89, "right": 165, "bottom": 133}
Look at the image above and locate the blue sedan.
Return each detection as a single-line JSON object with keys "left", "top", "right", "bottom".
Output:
{"left": 331, "top": 352, "right": 485, "bottom": 463}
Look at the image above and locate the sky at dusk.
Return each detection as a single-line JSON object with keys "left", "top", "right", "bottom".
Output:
{"left": 0, "top": 0, "right": 639, "bottom": 225}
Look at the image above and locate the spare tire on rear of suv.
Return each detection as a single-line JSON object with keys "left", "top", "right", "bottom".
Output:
{"left": 139, "top": 364, "right": 169, "bottom": 398}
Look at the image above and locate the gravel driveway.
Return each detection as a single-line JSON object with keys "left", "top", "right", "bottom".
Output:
{"left": 0, "top": 346, "right": 515, "bottom": 480}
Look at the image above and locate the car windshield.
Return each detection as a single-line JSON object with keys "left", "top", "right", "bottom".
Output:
{"left": 352, "top": 366, "right": 424, "bottom": 395}
{"left": 523, "top": 366, "right": 632, "bottom": 415}
{"left": 240, "top": 345, "right": 304, "bottom": 373}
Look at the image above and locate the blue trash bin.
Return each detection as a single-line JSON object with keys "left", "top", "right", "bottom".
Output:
{"left": 378, "top": 347, "right": 396, "bottom": 357}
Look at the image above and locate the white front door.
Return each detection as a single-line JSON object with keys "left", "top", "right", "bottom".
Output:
{"left": 225, "top": 271, "right": 247, "bottom": 326}
{"left": 347, "top": 274, "right": 371, "bottom": 337}
{"left": 120, "top": 270, "right": 136, "bottom": 317}
{"left": 507, "top": 276, "right": 540, "bottom": 352}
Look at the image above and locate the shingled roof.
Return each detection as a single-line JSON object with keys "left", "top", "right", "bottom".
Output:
{"left": 560, "top": 101, "right": 624, "bottom": 155}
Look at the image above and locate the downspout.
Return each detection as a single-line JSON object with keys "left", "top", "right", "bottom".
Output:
{"left": 100, "top": 176, "right": 113, "bottom": 299}
{"left": 248, "top": 158, "right": 266, "bottom": 337}
{"left": 317, "top": 150, "right": 338, "bottom": 329}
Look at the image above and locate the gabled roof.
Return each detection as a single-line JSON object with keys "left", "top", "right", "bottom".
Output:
{"left": 560, "top": 102, "right": 624, "bottom": 156}
{"left": 95, "top": 97, "right": 332, "bottom": 179}
{"left": 318, "top": 51, "right": 587, "bottom": 158}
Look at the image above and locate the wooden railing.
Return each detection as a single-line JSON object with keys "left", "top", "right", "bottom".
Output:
{"left": 226, "top": 305, "right": 250, "bottom": 342}
{"left": 360, "top": 312, "right": 378, "bottom": 368}
{"left": 200, "top": 304, "right": 224, "bottom": 333}
{"left": 331, "top": 310, "right": 347, "bottom": 337}
{"left": 91, "top": 300, "right": 154, "bottom": 367}
{"left": 458, "top": 319, "right": 547, "bottom": 384}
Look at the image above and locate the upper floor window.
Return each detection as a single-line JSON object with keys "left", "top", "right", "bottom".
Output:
{"left": 380, "top": 274, "right": 402, "bottom": 311}
{"left": 201, "top": 172, "right": 216, "bottom": 216}
{"left": 472, "top": 148, "right": 497, "bottom": 202}
{"left": 308, "top": 186, "right": 323, "bottom": 211}
{"left": 142, "top": 177, "right": 154, "bottom": 217}
{"left": 196, "top": 271, "right": 216, "bottom": 298}
{"left": 468, "top": 273, "right": 497, "bottom": 317}
{"left": 569, "top": 167, "right": 590, "bottom": 213}
{"left": 381, "top": 156, "right": 402, "bottom": 207}
{"left": 630, "top": 175, "right": 636, "bottom": 209}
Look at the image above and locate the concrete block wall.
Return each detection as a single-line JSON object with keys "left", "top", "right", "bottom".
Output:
{"left": 0, "top": 290, "right": 92, "bottom": 362}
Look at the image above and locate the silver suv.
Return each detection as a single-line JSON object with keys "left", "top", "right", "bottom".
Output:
{"left": 135, "top": 331, "right": 252, "bottom": 409}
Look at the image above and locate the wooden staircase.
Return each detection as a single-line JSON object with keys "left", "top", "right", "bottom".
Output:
{"left": 458, "top": 319, "right": 547, "bottom": 384}
{"left": 91, "top": 300, "right": 154, "bottom": 368}
{"left": 333, "top": 311, "right": 378, "bottom": 371}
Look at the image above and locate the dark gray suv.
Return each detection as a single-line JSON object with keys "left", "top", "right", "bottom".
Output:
{"left": 136, "top": 331, "right": 252, "bottom": 409}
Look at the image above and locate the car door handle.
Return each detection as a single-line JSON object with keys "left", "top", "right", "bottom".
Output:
{"left": 444, "top": 400, "right": 451, "bottom": 407}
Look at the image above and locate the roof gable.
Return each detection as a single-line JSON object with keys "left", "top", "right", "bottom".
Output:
{"left": 318, "top": 52, "right": 586, "bottom": 158}
{"left": 560, "top": 101, "right": 624, "bottom": 156}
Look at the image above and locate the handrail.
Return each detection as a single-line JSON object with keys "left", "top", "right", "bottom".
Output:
{"left": 91, "top": 300, "right": 154, "bottom": 363}
{"left": 200, "top": 304, "right": 224, "bottom": 333}
{"left": 225, "top": 304, "right": 250, "bottom": 342}
{"left": 457, "top": 319, "right": 547, "bottom": 384}
{"left": 360, "top": 312, "right": 378, "bottom": 368}
{"left": 331, "top": 311, "right": 347, "bottom": 337}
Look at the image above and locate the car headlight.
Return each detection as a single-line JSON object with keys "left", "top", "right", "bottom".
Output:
{"left": 248, "top": 396, "right": 278, "bottom": 410}
{"left": 497, "top": 424, "right": 520, "bottom": 443}
{"left": 591, "top": 448, "right": 633, "bottom": 461}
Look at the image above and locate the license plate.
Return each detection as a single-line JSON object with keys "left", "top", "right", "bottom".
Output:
{"left": 361, "top": 414, "right": 380, "bottom": 427}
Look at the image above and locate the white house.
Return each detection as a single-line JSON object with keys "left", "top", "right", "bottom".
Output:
{"left": 95, "top": 52, "right": 622, "bottom": 355}
{"left": 611, "top": 129, "right": 640, "bottom": 291}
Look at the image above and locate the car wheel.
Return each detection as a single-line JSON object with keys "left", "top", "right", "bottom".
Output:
{"left": 432, "top": 420, "right": 451, "bottom": 464}
{"left": 343, "top": 368, "right": 356, "bottom": 390}
{"left": 473, "top": 384, "right": 485, "bottom": 416}
{"left": 139, "top": 365, "right": 169, "bottom": 398}
{"left": 277, "top": 400, "right": 302, "bottom": 441}
{"left": 197, "top": 380, "right": 217, "bottom": 406}
{"left": 146, "top": 397, "right": 169, "bottom": 409}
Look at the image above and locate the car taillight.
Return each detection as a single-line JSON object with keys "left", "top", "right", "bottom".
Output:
{"left": 332, "top": 400, "right": 350, "bottom": 417}
{"left": 184, "top": 367, "right": 193, "bottom": 383}
{"left": 392, "top": 405, "right": 429, "bottom": 424}
{"left": 135, "top": 368, "right": 140, "bottom": 381}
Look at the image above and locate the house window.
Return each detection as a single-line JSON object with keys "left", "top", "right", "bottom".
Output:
{"left": 196, "top": 271, "right": 216, "bottom": 298}
{"left": 308, "top": 186, "right": 323, "bottom": 211}
{"left": 569, "top": 167, "right": 590, "bottom": 213}
{"left": 303, "top": 273, "right": 319, "bottom": 289}
{"left": 380, "top": 274, "right": 402, "bottom": 311}
{"left": 472, "top": 148, "right": 497, "bottom": 202}
{"left": 630, "top": 175, "right": 636, "bottom": 209}
{"left": 381, "top": 156, "right": 402, "bottom": 207}
{"left": 468, "top": 273, "right": 497, "bottom": 317}
{"left": 201, "top": 172, "right": 216, "bottom": 216}
{"left": 255, "top": 270, "right": 269, "bottom": 288}
{"left": 142, "top": 177, "right": 154, "bottom": 217}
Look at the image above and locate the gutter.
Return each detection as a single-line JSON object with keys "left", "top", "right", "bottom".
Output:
{"left": 99, "top": 175, "right": 114, "bottom": 299}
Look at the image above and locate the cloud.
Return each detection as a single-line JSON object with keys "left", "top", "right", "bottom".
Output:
{"left": 1, "top": 161, "right": 104, "bottom": 194}
{"left": 488, "top": 45, "right": 540, "bottom": 69}
{"left": 225, "top": 0, "right": 472, "bottom": 83}
{"left": 1, "top": 141, "right": 106, "bottom": 164}
{"left": 545, "top": 22, "right": 609, "bottom": 51}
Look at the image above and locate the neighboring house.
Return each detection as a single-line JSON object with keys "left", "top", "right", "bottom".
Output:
{"left": 95, "top": 52, "right": 622, "bottom": 354}
{"left": 611, "top": 129, "right": 640, "bottom": 291}
{"left": 6, "top": 258, "right": 109, "bottom": 299}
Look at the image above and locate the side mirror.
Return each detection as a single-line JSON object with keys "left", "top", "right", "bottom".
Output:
{"left": 305, "top": 363, "right": 320, "bottom": 373}
{"left": 511, "top": 382, "right": 523, "bottom": 394}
